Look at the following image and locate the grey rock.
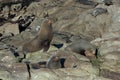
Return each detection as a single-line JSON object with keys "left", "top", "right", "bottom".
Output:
{"left": 91, "top": 8, "right": 108, "bottom": 17}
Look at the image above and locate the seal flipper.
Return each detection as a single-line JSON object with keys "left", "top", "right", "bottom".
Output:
{"left": 43, "top": 41, "right": 50, "bottom": 52}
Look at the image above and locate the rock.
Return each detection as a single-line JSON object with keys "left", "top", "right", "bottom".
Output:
{"left": 99, "top": 40, "right": 120, "bottom": 55}
{"left": 103, "top": 51, "right": 120, "bottom": 61}
{"left": 99, "top": 51, "right": 120, "bottom": 80}
{"left": 17, "top": 14, "right": 35, "bottom": 33}
{"left": 0, "top": 62, "right": 30, "bottom": 80}
{"left": 100, "top": 69, "right": 120, "bottom": 80}
{"left": 30, "top": 68, "right": 101, "bottom": 80}
{"left": 26, "top": 2, "right": 43, "bottom": 17}
{"left": 29, "top": 17, "right": 43, "bottom": 33}
{"left": 0, "top": 23, "right": 19, "bottom": 35}
{"left": 0, "top": 50, "right": 16, "bottom": 63}
{"left": 103, "top": 0, "right": 113, "bottom": 6}
{"left": 23, "top": 50, "right": 50, "bottom": 63}
{"left": 91, "top": 8, "right": 108, "bottom": 17}
{"left": 75, "top": 0, "right": 98, "bottom": 8}
{"left": 0, "top": 70, "right": 13, "bottom": 80}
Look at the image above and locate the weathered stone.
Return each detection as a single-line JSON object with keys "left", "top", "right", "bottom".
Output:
{"left": 0, "top": 23, "right": 19, "bottom": 35}
{"left": 0, "top": 50, "right": 16, "bottom": 63}
{"left": 100, "top": 69, "right": 120, "bottom": 80}
{"left": 0, "top": 62, "right": 29, "bottom": 80}
{"left": 91, "top": 8, "right": 108, "bottom": 17}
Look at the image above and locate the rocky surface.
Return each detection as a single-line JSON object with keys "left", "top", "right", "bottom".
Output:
{"left": 0, "top": 0, "right": 120, "bottom": 80}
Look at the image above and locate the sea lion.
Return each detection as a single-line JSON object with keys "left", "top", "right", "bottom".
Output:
{"left": 65, "top": 39, "right": 97, "bottom": 59}
{"left": 22, "top": 18, "right": 53, "bottom": 53}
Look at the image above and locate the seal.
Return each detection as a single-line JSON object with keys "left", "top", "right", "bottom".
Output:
{"left": 22, "top": 18, "right": 53, "bottom": 53}
{"left": 30, "top": 54, "right": 62, "bottom": 69}
{"left": 46, "top": 54, "right": 61, "bottom": 69}
{"left": 65, "top": 39, "right": 97, "bottom": 58}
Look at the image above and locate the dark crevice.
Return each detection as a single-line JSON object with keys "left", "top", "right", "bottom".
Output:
{"left": 60, "top": 58, "right": 66, "bottom": 68}
{"left": 9, "top": 47, "right": 19, "bottom": 57}
{"left": 95, "top": 48, "right": 99, "bottom": 58}
{"left": 25, "top": 62, "right": 31, "bottom": 80}
{"left": 18, "top": 15, "right": 35, "bottom": 33}
{"left": 52, "top": 43, "right": 63, "bottom": 49}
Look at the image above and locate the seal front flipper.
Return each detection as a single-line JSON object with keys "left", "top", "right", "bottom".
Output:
{"left": 42, "top": 40, "right": 50, "bottom": 52}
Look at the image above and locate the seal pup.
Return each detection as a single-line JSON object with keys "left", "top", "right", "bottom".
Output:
{"left": 31, "top": 54, "right": 62, "bottom": 69}
{"left": 65, "top": 39, "right": 97, "bottom": 58}
{"left": 22, "top": 18, "right": 53, "bottom": 53}
{"left": 46, "top": 54, "right": 62, "bottom": 69}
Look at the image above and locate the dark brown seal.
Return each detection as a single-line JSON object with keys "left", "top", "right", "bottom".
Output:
{"left": 23, "top": 19, "right": 53, "bottom": 53}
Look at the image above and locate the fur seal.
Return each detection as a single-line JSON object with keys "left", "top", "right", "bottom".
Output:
{"left": 9, "top": 19, "right": 53, "bottom": 62}
{"left": 46, "top": 54, "right": 61, "bottom": 69}
{"left": 31, "top": 54, "right": 62, "bottom": 69}
{"left": 65, "top": 39, "right": 97, "bottom": 59}
{"left": 22, "top": 18, "right": 53, "bottom": 53}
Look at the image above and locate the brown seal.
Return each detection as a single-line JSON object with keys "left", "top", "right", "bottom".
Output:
{"left": 30, "top": 54, "right": 62, "bottom": 69}
{"left": 65, "top": 39, "right": 97, "bottom": 59}
{"left": 22, "top": 19, "right": 53, "bottom": 53}
{"left": 46, "top": 54, "right": 61, "bottom": 69}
